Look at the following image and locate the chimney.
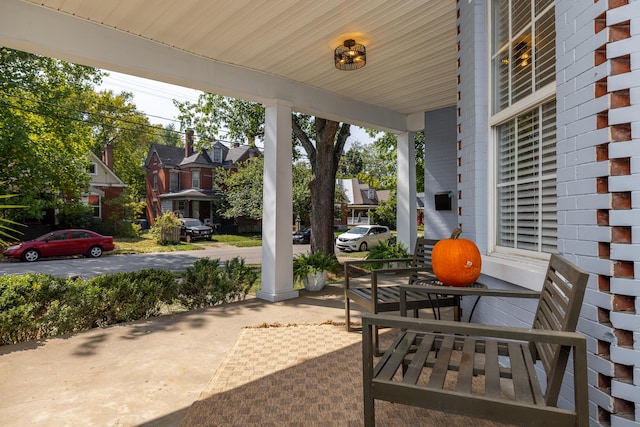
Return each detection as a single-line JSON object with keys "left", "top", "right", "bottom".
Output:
{"left": 102, "top": 143, "right": 114, "bottom": 170}
{"left": 185, "top": 129, "right": 194, "bottom": 157}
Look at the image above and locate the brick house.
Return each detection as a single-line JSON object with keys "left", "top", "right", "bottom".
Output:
{"left": 84, "top": 145, "right": 126, "bottom": 221}
{"left": 144, "top": 130, "right": 260, "bottom": 227}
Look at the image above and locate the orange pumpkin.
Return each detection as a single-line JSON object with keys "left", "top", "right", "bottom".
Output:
{"left": 432, "top": 227, "right": 481, "bottom": 287}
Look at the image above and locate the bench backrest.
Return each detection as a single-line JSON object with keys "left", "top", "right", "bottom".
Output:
{"left": 408, "top": 238, "right": 439, "bottom": 284}
{"left": 532, "top": 253, "right": 589, "bottom": 405}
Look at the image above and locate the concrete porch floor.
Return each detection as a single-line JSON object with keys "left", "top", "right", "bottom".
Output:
{"left": 0, "top": 284, "right": 356, "bottom": 426}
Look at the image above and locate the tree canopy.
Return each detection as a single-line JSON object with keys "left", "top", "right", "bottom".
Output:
{"left": 0, "top": 48, "right": 103, "bottom": 220}
{"left": 1, "top": 47, "right": 175, "bottom": 225}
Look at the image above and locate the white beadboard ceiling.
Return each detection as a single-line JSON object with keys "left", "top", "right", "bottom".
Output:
{"left": 15, "top": 0, "right": 457, "bottom": 123}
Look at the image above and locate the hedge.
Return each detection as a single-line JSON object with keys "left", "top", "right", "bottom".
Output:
{"left": 0, "top": 257, "right": 256, "bottom": 346}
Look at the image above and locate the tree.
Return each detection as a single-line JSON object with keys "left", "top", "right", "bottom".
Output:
{"left": 214, "top": 157, "right": 313, "bottom": 225}
{"left": 176, "top": 95, "right": 349, "bottom": 255}
{"left": 215, "top": 157, "right": 264, "bottom": 220}
{"left": 0, "top": 47, "right": 103, "bottom": 221}
{"left": 88, "top": 89, "right": 157, "bottom": 199}
{"left": 366, "top": 130, "right": 426, "bottom": 192}
{"left": 292, "top": 117, "right": 349, "bottom": 254}
{"left": 338, "top": 141, "right": 366, "bottom": 177}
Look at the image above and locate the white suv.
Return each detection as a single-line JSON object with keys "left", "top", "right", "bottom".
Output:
{"left": 335, "top": 225, "right": 391, "bottom": 252}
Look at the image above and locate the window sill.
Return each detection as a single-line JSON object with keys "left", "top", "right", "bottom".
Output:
{"left": 481, "top": 254, "right": 548, "bottom": 291}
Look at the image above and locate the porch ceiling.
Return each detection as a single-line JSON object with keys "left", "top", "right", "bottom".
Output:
{"left": 1, "top": 0, "right": 457, "bottom": 131}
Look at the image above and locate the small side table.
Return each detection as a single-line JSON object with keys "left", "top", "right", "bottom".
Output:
{"left": 400, "top": 280, "right": 487, "bottom": 322}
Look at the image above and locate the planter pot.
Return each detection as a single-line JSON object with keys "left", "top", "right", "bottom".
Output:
{"left": 302, "top": 270, "right": 328, "bottom": 292}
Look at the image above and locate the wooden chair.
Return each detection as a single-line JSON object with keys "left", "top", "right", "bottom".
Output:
{"left": 344, "top": 238, "right": 459, "bottom": 352}
{"left": 362, "top": 254, "right": 590, "bottom": 427}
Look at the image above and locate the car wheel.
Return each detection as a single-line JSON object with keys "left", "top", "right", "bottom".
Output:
{"left": 359, "top": 242, "right": 368, "bottom": 252}
{"left": 22, "top": 249, "right": 40, "bottom": 262}
{"left": 88, "top": 246, "right": 103, "bottom": 258}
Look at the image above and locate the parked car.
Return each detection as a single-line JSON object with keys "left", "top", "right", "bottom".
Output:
{"left": 179, "top": 218, "right": 212, "bottom": 242}
{"left": 335, "top": 225, "right": 391, "bottom": 252}
{"left": 292, "top": 227, "right": 311, "bottom": 244}
{"left": 2, "top": 229, "right": 115, "bottom": 262}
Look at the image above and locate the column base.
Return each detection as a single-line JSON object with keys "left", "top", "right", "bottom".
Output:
{"left": 256, "top": 289, "right": 299, "bottom": 302}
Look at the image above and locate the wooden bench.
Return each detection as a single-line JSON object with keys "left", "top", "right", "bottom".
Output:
{"left": 344, "top": 238, "right": 459, "bottom": 352}
{"left": 362, "top": 254, "right": 590, "bottom": 426}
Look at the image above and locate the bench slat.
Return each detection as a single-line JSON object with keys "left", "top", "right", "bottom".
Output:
{"left": 456, "top": 337, "right": 476, "bottom": 394}
{"left": 428, "top": 335, "right": 455, "bottom": 389}
{"left": 403, "top": 334, "right": 435, "bottom": 385}
{"left": 509, "top": 342, "right": 534, "bottom": 404}
{"left": 484, "top": 340, "right": 501, "bottom": 398}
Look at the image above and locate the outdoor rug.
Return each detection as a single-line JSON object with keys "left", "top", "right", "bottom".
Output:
{"left": 180, "top": 322, "right": 516, "bottom": 426}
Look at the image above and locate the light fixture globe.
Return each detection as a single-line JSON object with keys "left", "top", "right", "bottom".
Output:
{"left": 334, "top": 39, "right": 366, "bottom": 71}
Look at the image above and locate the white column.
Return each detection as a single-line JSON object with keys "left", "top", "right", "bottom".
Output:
{"left": 396, "top": 132, "right": 417, "bottom": 251}
{"left": 256, "top": 100, "right": 298, "bottom": 302}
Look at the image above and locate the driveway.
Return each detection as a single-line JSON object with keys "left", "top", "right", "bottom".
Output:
{"left": 0, "top": 244, "right": 312, "bottom": 278}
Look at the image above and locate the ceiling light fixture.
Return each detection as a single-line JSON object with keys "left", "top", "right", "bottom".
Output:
{"left": 334, "top": 39, "right": 366, "bottom": 71}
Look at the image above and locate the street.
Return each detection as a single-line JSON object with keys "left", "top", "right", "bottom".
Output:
{"left": 0, "top": 244, "right": 312, "bottom": 278}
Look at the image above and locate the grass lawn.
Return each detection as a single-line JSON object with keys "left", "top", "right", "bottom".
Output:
{"left": 113, "top": 231, "right": 262, "bottom": 254}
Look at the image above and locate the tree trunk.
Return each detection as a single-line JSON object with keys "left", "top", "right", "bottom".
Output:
{"left": 292, "top": 117, "right": 350, "bottom": 255}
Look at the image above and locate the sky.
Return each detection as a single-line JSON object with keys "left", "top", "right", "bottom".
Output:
{"left": 97, "top": 70, "right": 374, "bottom": 148}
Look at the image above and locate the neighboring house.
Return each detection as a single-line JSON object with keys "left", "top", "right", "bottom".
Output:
{"left": 84, "top": 145, "right": 127, "bottom": 221}
{"left": 335, "top": 178, "right": 390, "bottom": 227}
{"left": 144, "top": 130, "right": 261, "bottom": 227}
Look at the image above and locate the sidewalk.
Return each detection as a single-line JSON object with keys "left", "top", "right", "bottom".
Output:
{"left": 0, "top": 284, "right": 357, "bottom": 426}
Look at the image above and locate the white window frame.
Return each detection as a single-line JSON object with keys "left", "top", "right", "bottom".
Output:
{"left": 487, "top": 0, "right": 556, "bottom": 262}
{"left": 87, "top": 162, "right": 97, "bottom": 175}
{"left": 83, "top": 193, "right": 101, "bottom": 218}
{"left": 191, "top": 170, "right": 200, "bottom": 189}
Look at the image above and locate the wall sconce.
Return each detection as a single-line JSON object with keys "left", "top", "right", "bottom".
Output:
{"left": 334, "top": 39, "right": 366, "bottom": 71}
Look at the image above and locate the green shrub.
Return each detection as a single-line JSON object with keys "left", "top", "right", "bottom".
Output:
{"left": 365, "top": 239, "right": 410, "bottom": 269}
{"left": 152, "top": 211, "right": 182, "bottom": 245}
{"left": 87, "top": 269, "right": 178, "bottom": 324}
{"left": 178, "top": 257, "right": 258, "bottom": 309}
{"left": 0, "top": 270, "right": 177, "bottom": 346}
{"left": 0, "top": 260, "right": 262, "bottom": 346}
{"left": 0, "top": 273, "right": 71, "bottom": 344}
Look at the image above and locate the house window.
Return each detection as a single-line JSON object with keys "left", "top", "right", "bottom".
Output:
{"left": 153, "top": 171, "right": 158, "bottom": 191}
{"left": 213, "top": 147, "right": 223, "bottom": 163}
{"left": 491, "top": 0, "right": 555, "bottom": 114}
{"left": 87, "top": 162, "right": 97, "bottom": 175}
{"left": 83, "top": 194, "right": 101, "bottom": 218}
{"left": 490, "top": 0, "right": 556, "bottom": 254}
{"left": 170, "top": 172, "right": 180, "bottom": 192}
{"left": 191, "top": 170, "right": 200, "bottom": 189}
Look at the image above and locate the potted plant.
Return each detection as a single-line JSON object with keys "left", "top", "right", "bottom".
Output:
{"left": 292, "top": 251, "right": 340, "bottom": 291}
{"left": 365, "top": 238, "right": 410, "bottom": 270}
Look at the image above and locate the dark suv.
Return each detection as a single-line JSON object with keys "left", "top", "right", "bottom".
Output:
{"left": 179, "top": 218, "right": 213, "bottom": 242}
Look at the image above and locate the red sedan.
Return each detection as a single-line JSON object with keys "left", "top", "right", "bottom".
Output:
{"left": 2, "top": 229, "right": 115, "bottom": 262}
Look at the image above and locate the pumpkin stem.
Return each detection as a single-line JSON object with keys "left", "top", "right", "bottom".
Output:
{"left": 450, "top": 226, "right": 462, "bottom": 240}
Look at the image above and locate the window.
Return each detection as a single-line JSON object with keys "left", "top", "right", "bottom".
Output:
{"left": 170, "top": 172, "right": 180, "bottom": 192}
{"left": 213, "top": 147, "right": 223, "bottom": 163}
{"left": 71, "top": 231, "right": 91, "bottom": 239}
{"left": 191, "top": 170, "right": 200, "bottom": 189}
{"left": 491, "top": 0, "right": 556, "bottom": 254}
{"left": 496, "top": 101, "right": 557, "bottom": 252}
{"left": 491, "top": 0, "right": 555, "bottom": 114}
{"left": 153, "top": 171, "right": 158, "bottom": 191}
{"left": 83, "top": 194, "right": 101, "bottom": 218}
{"left": 87, "top": 162, "right": 97, "bottom": 175}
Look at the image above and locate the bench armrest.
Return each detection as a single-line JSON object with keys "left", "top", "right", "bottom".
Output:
{"left": 343, "top": 258, "right": 414, "bottom": 290}
{"left": 362, "top": 313, "right": 585, "bottom": 346}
